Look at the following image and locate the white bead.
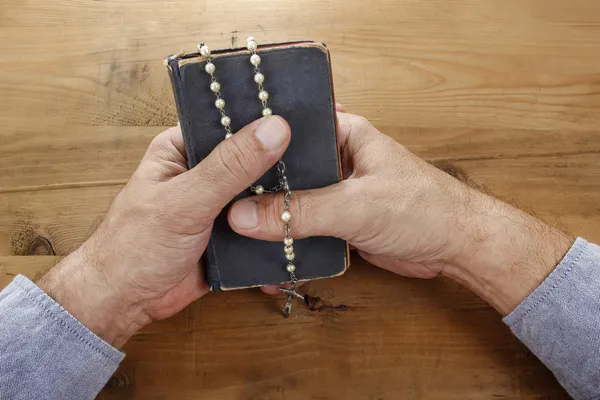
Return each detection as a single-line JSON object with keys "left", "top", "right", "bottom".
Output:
{"left": 215, "top": 98, "right": 225, "bottom": 109}
{"left": 210, "top": 81, "right": 221, "bottom": 92}
{"left": 286, "top": 263, "right": 296, "bottom": 273}
{"left": 221, "top": 116, "right": 231, "bottom": 127}
{"left": 254, "top": 73, "right": 264, "bottom": 83}
{"left": 247, "top": 36, "right": 255, "bottom": 43}
{"left": 225, "top": 132, "right": 233, "bottom": 139}
{"left": 254, "top": 185, "right": 264, "bottom": 195}
{"left": 285, "top": 252, "right": 295, "bottom": 261}
{"left": 262, "top": 108, "right": 272, "bottom": 116}
{"left": 250, "top": 54, "right": 261, "bottom": 66}
{"left": 258, "top": 90, "right": 269, "bottom": 101}
{"left": 284, "top": 237, "right": 293, "bottom": 246}
{"left": 281, "top": 211, "right": 291, "bottom": 222}
{"left": 205, "top": 62, "right": 216, "bottom": 74}
{"left": 199, "top": 45, "right": 210, "bottom": 57}
{"left": 247, "top": 41, "right": 257, "bottom": 51}
{"left": 284, "top": 245, "right": 294, "bottom": 254}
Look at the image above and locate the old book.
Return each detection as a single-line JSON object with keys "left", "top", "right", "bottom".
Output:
{"left": 165, "top": 41, "right": 348, "bottom": 291}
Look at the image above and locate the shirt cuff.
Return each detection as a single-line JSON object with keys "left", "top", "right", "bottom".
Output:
{"left": 0, "top": 275, "right": 124, "bottom": 400}
{"left": 503, "top": 238, "right": 600, "bottom": 400}
{"left": 11, "top": 274, "right": 124, "bottom": 362}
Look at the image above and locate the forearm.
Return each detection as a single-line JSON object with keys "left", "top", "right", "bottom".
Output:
{"left": 445, "top": 187, "right": 600, "bottom": 399}
{"left": 37, "top": 240, "right": 151, "bottom": 348}
{"left": 444, "top": 188, "right": 573, "bottom": 315}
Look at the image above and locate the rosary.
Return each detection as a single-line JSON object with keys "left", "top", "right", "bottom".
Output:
{"left": 198, "top": 36, "right": 305, "bottom": 317}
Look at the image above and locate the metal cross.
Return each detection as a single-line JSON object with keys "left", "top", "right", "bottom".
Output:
{"left": 279, "top": 285, "right": 305, "bottom": 318}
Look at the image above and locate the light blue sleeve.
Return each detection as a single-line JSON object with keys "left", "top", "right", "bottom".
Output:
{"left": 2, "top": 239, "right": 599, "bottom": 399}
{"left": 0, "top": 275, "right": 124, "bottom": 400}
{"left": 504, "top": 238, "right": 600, "bottom": 400}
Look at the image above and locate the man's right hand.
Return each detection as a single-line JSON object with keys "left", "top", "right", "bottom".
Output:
{"left": 228, "top": 110, "right": 573, "bottom": 315}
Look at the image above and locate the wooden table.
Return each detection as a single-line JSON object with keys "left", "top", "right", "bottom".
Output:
{"left": 2, "top": 0, "right": 599, "bottom": 398}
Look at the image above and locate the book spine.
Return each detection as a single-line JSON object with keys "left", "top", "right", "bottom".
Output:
{"left": 165, "top": 57, "right": 222, "bottom": 292}
{"left": 204, "top": 237, "right": 222, "bottom": 292}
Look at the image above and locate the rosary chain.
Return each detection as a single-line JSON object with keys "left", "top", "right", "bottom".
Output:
{"left": 199, "top": 37, "right": 302, "bottom": 317}
{"left": 198, "top": 43, "right": 233, "bottom": 139}
{"left": 246, "top": 37, "right": 300, "bottom": 316}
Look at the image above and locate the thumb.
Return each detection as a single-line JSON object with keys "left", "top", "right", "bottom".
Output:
{"left": 228, "top": 180, "right": 365, "bottom": 241}
{"left": 171, "top": 116, "right": 291, "bottom": 214}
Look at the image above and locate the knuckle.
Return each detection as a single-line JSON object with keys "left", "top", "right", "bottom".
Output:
{"left": 292, "top": 193, "right": 310, "bottom": 236}
{"left": 147, "top": 132, "right": 169, "bottom": 155}
{"left": 352, "top": 115, "right": 372, "bottom": 131}
{"left": 215, "top": 138, "right": 257, "bottom": 182}
{"left": 260, "top": 194, "right": 285, "bottom": 235}
{"left": 258, "top": 191, "right": 312, "bottom": 238}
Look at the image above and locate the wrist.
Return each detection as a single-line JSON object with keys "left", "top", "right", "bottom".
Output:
{"left": 443, "top": 188, "right": 574, "bottom": 315}
{"left": 37, "top": 242, "right": 151, "bottom": 348}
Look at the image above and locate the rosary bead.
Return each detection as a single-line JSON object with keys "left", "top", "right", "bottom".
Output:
{"left": 284, "top": 237, "right": 294, "bottom": 246}
{"left": 281, "top": 211, "right": 291, "bottom": 222}
{"left": 254, "top": 185, "right": 264, "bottom": 195}
{"left": 210, "top": 81, "right": 221, "bottom": 92}
{"left": 199, "top": 45, "right": 210, "bottom": 57}
{"left": 258, "top": 90, "right": 269, "bottom": 101}
{"left": 225, "top": 132, "right": 233, "bottom": 139}
{"left": 250, "top": 54, "right": 261, "bottom": 66}
{"left": 221, "top": 116, "right": 231, "bottom": 127}
{"left": 215, "top": 98, "right": 225, "bottom": 109}
{"left": 247, "top": 41, "right": 257, "bottom": 51}
{"left": 254, "top": 73, "right": 264, "bottom": 83}
{"left": 262, "top": 108, "right": 272, "bottom": 116}
{"left": 247, "top": 36, "right": 255, "bottom": 43}
{"left": 284, "top": 245, "right": 294, "bottom": 254}
{"left": 286, "top": 263, "right": 296, "bottom": 273}
{"left": 205, "top": 62, "right": 216, "bottom": 74}
{"left": 285, "top": 252, "right": 296, "bottom": 261}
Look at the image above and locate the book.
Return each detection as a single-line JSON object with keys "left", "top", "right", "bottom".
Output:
{"left": 165, "top": 41, "right": 349, "bottom": 291}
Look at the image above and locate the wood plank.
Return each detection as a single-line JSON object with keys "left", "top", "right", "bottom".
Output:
{"left": 3, "top": 125, "right": 600, "bottom": 191}
{"left": 0, "top": 185, "right": 121, "bottom": 255}
{"left": 0, "top": 127, "right": 154, "bottom": 191}
{"left": 0, "top": 256, "right": 60, "bottom": 287}
{"left": 0, "top": 255, "right": 568, "bottom": 399}
{"left": 2, "top": 1, "right": 600, "bottom": 133}
{"left": 2, "top": 153, "right": 599, "bottom": 256}
{"left": 2, "top": 41, "right": 600, "bottom": 132}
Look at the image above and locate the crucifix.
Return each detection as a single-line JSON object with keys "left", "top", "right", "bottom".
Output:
{"left": 279, "top": 282, "right": 305, "bottom": 318}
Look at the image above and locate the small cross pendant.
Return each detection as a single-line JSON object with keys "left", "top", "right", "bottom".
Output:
{"left": 279, "top": 286, "right": 305, "bottom": 318}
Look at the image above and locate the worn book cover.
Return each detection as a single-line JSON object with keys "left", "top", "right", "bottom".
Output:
{"left": 165, "top": 41, "right": 349, "bottom": 291}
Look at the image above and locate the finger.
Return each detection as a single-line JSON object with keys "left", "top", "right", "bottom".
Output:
{"left": 337, "top": 112, "right": 400, "bottom": 178}
{"left": 260, "top": 280, "right": 307, "bottom": 295}
{"left": 335, "top": 103, "right": 346, "bottom": 113}
{"left": 138, "top": 125, "right": 188, "bottom": 181}
{"left": 228, "top": 179, "right": 366, "bottom": 241}
{"left": 144, "top": 125, "right": 186, "bottom": 162}
{"left": 172, "top": 116, "right": 291, "bottom": 213}
{"left": 166, "top": 122, "right": 186, "bottom": 158}
{"left": 336, "top": 111, "right": 350, "bottom": 148}
{"left": 336, "top": 112, "right": 377, "bottom": 154}
{"left": 335, "top": 112, "right": 384, "bottom": 178}
{"left": 357, "top": 250, "right": 441, "bottom": 279}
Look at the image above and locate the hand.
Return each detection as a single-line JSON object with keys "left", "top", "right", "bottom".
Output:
{"left": 228, "top": 111, "right": 573, "bottom": 314}
{"left": 38, "top": 116, "right": 291, "bottom": 347}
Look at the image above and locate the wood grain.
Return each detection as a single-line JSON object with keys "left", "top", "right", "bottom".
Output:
{"left": 3, "top": 0, "right": 600, "bottom": 397}
{"left": 1, "top": 255, "right": 566, "bottom": 399}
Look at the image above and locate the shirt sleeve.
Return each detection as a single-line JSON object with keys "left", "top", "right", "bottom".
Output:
{"left": 504, "top": 237, "right": 600, "bottom": 400}
{"left": 0, "top": 275, "right": 124, "bottom": 400}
